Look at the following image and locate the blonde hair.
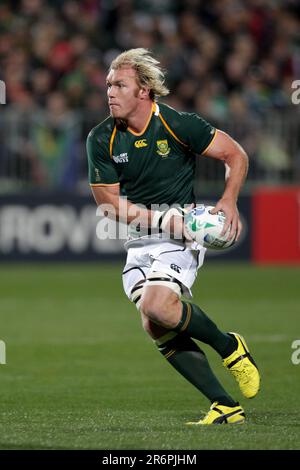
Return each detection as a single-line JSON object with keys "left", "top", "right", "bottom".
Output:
{"left": 109, "top": 48, "right": 169, "bottom": 101}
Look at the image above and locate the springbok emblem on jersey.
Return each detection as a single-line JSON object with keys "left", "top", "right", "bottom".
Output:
{"left": 156, "top": 139, "right": 170, "bottom": 157}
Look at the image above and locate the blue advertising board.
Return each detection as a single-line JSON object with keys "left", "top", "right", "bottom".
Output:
{"left": 0, "top": 194, "right": 251, "bottom": 261}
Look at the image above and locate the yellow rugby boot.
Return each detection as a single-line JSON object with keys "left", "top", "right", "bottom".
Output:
{"left": 186, "top": 402, "right": 245, "bottom": 425}
{"left": 223, "top": 332, "right": 260, "bottom": 399}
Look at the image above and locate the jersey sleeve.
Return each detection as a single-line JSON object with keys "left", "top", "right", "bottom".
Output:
{"left": 160, "top": 104, "right": 217, "bottom": 155}
{"left": 86, "top": 129, "right": 119, "bottom": 186}
{"left": 175, "top": 111, "right": 216, "bottom": 155}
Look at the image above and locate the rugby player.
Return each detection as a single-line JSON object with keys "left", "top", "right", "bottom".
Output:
{"left": 87, "top": 48, "right": 260, "bottom": 425}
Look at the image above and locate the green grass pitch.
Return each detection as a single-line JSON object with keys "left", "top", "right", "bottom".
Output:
{"left": 0, "top": 263, "right": 299, "bottom": 450}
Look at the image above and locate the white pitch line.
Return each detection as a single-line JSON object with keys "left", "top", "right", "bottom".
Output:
{"left": 248, "top": 334, "right": 290, "bottom": 343}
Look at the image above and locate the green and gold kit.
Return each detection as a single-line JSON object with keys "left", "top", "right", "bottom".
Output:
{"left": 87, "top": 102, "right": 216, "bottom": 208}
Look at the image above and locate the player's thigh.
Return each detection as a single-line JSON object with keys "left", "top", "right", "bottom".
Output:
{"left": 140, "top": 281, "right": 182, "bottom": 324}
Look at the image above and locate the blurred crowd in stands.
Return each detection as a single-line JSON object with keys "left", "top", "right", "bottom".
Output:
{"left": 0, "top": 0, "right": 299, "bottom": 191}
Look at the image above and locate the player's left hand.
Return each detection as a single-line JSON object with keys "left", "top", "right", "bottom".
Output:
{"left": 210, "top": 197, "right": 242, "bottom": 241}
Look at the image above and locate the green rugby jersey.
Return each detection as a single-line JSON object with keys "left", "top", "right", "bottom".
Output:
{"left": 87, "top": 102, "right": 216, "bottom": 208}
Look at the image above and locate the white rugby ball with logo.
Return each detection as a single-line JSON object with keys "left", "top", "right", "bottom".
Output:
{"left": 184, "top": 205, "right": 236, "bottom": 250}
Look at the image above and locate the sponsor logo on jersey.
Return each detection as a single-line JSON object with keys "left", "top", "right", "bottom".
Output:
{"left": 134, "top": 139, "right": 147, "bottom": 148}
{"left": 112, "top": 152, "right": 128, "bottom": 163}
{"left": 156, "top": 139, "right": 170, "bottom": 157}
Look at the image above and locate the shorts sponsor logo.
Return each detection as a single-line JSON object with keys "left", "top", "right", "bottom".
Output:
{"left": 134, "top": 139, "right": 147, "bottom": 148}
{"left": 170, "top": 263, "right": 181, "bottom": 273}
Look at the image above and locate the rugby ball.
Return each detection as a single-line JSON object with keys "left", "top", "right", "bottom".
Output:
{"left": 184, "top": 204, "right": 236, "bottom": 250}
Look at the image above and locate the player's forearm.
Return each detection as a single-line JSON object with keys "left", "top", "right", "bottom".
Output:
{"left": 117, "top": 198, "right": 153, "bottom": 226}
{"left": 99, "top": 194, "right": 185, "bottom": 237}
{"left": 222, "top": 148, "right": 248, "bottom": 202}
{"left": 93, "top": 187, "right": 185, "bottom": 235}
{"left": 203, "top": 130, "right": 249, "bottom": 203}
{"left": 97, "top": 191, "right": 153, "bottom": 227}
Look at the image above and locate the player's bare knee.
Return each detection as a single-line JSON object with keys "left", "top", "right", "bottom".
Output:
{"left": 141, "top": 314, "right": 168, "bottom": 338}
{"left": 141, "top": 314, "right": 152, "bottom": 334}
{"left": 140, "top": 297, "right": 180, "bottom": 329}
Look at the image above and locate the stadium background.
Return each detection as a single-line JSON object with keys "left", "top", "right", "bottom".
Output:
{"left": 0, "top": 0, "right": 299, "bottom": 450}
